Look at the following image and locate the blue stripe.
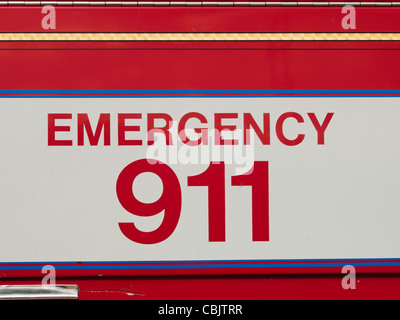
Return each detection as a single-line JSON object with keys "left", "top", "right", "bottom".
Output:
{"left": 1, "top": 95, "right": 400, "bottom": 99}
{"left": 1, "top": 258, "right": 400, "bottom": 271}
{"left": 3, "top": 257, "right": 400, "bottom": 265}
{"left": 0, "top": 89, "right": 399, "bottom": 98}
{"left": 0, "top": 89, "right": 400, "bottom": 95}
{"left": 1, "top": 262, "right": 400, "bottom": 271}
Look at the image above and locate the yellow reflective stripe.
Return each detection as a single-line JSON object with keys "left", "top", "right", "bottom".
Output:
{"left": 0, "top": 33, "right": 399, "bottom": 41}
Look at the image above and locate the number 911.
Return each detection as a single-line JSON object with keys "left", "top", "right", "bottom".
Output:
{"left": 116, "top": 159, "right": 269, "bottom": 244}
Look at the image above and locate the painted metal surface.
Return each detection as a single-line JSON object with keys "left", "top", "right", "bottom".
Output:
{"left": 0, "top": 7, "right": 400, "bottom": 32}
{"left": 0, "top": 5, "right": 399, "bottom": 299}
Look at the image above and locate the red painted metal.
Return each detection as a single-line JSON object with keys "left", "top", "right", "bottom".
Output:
{"left": 0, "top": 7, "right": 399, "bottom": 32}
{"left": 0, "top": 41, "right": 400, "bottom": 92}
{"left": 1, "top": 6, "right": 400, "bottom": 299}
{"left": 2, "top": 275, "right": 400, "bottom": 300}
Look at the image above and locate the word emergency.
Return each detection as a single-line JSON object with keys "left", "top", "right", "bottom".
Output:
{"left": 47, "top": 112, "right": 334, "bottom": 147}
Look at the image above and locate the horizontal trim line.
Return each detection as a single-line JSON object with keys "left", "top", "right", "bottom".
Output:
{"left": 0, "top": 89, "right": 399, "bottom": 97}
{"left": 1, "top": 1, "right": 400, "bottom": 7}
{"left": 0, "top": 89, "right": 399, "bottom": 93}
{"left": 1, "top": 33, "right": 400, "bottom": 41}
{"left": 1, "top": 259, "right": 400, "bottom": 270}
{"left": 2, "top": 95, "right": 400, "bottom": 98}
{"left": 0, "top": 285, "right": 79, "bottom": 300}
{"left": 2, "top": 258, "right": 400, "bottom": 264}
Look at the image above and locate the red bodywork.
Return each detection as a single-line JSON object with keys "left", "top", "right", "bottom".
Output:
{"left": 0, "top": 4, "right": 400, "bottom": 299}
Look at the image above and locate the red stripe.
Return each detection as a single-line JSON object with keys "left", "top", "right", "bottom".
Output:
{"left": 0, "top": 7, "right": 399, "bottom": 33}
